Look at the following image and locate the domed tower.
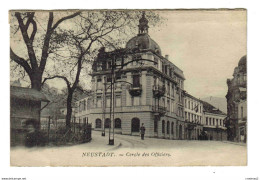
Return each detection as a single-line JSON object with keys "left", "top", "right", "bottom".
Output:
{"left": 138, "top": 11, "right": 149, "bottom": 34}
{"left": 126, "top": 12, "right": 162, "bottom": 55}
{"left": 226, "top": 55, "right": 247, "bottom": 142}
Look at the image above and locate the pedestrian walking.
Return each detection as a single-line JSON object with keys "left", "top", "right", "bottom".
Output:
{"left": 140, "top": 123, "right": 146, "bottom": 140}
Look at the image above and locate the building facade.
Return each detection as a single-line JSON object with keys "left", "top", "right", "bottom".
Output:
{"left": 74, "top": 13, "right": 228, "bottom": 141}
{"left": 226, "top": 55, "right": 247, "bottom": 142}
{"left": 202, "top": 101, "right": 227, "bottom": 141}
{"left": 10, "top": 86, "right": 49, "bottom": 146}
{"left": 87, "top": 13, "right": 186, "bottom": 139}
{"left": 184, "top": 93, "right": 204, "bottom": 140}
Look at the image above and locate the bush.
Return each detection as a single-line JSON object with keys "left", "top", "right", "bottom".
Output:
{"left": 25, "top": 130, "right": 48, "bottom": 147}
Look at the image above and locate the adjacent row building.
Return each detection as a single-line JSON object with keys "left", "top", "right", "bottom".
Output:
{"left": 226, "top": 55, "right": 247, "bottom": 142}
{"left": 73, "top": 13, "right": 227, "bottom": 141}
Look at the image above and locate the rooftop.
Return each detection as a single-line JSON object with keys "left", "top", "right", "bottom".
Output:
{"left": 10, "top": 86, "right": 49, "bottom": 102}
{"left": 202, "top": 101, "right": 226, "bottom": 115}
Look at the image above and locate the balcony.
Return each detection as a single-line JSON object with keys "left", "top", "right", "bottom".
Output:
{"left": 152, "top": 106, "right": 167, "bottom": 116}
{"left": 128, "top": 84, "right": 142, "bottom": 96}
{"left": 153, "top": 85, "right": 165, "bottom": 97}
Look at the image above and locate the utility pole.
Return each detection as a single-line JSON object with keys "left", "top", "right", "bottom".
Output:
{"left": 101, "top": 77, "right": 106, "bottom": 136}
{"left": 109, "top": 56, "right": 115, "bottom": 145}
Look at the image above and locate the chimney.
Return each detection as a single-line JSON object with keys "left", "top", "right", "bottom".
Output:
{"left": 165, "top": 55, "right": 169, "bottom": 60}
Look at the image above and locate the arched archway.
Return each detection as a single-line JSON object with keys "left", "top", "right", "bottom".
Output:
{"left": 105, "top": 118, "right": 111, "bottom": 128}
{"left": 162, "top": 120, "right": 165, "bottom": 134}
{"left": 171, "top": 122, "right": 174, "bottom": 135}
{"left": 179, "top": 124, "right": 183, "bottom": 140}
{"left": 131, "top": 118, "right": 140, "bottom": 132}
{"left": 115, "top": 118, "right": 121, "bottom": 128}
{"left": 95, "top": 119, "right": 101, "bottom": 128}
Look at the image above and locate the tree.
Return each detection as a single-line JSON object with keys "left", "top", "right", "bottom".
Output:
{"left": 10, "top": 11, "right": 81, "bottom": 90}
{"left": 41, "top": 10, "right": 162, "bottom": 128}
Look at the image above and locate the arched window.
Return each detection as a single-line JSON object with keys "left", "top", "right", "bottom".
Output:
{"left": 95, "top": 119, "right": 101, "bottom": 128}
{"left": 162, "top": 120, "right": 165, "bottom": 134}
{"left": 167, "top": 121, "right": 170, "bottom": 134}
{"left": 179, "top": 124, "right": 183, "bottom": 140}
{"left": 131, "top": 118, "right": 140, "bottom": 132}
{"left": 171, "top": 122, "right": 174, "bottom": 134}
{"left": 154, "top": 120, "right": 158, "bottom": 132}
{"left": 105, "top": 118, "right": 111, "bottom": 128}
{"left": 115, "top": 118, "right": 121, "bottom": 128}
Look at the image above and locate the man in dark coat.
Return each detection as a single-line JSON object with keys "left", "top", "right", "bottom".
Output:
{"left": 140, "top": 123, "right": 146, "bottom": 140}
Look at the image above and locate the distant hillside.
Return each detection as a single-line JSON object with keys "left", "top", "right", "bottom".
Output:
{"left": 201, "top": 97, "right": 227, "bottom": 113}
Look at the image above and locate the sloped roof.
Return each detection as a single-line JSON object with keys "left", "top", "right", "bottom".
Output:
{"left": 10, "top": 86, "right": 49, "bottom": 102}
{"left": 202, "top": 101, "right": 226, "bottom": 115}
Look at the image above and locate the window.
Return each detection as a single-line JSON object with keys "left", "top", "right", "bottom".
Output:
{"left": 116, "top": 96, "right": 121, "bottom": 107}
{"left": 97, "top": 97, "right": 102, "bottom": 108}
{"left": 83, "top": 100, "right": 86, "bottom": 111}
{"left": 97, "top": 77, "right": 102, "bottom": 89}
{"left": 167, "top": 100, "right": 170, "bottom": 111}
{"left": 162, "top": 120, "right": 165, "bottom": 134}
{"left": 206, "top": 117, "right": 208, "bottom": 125}
{"left": 131, "top": 118, "right": 140, "bottom": 132}
{"left": 209, "top": 118, "right": 211, "bottom": 125}
{"left": 171, "top": 122, "right": 174, "bottom": 134}
{"left": 185, "top": 99, "right": 187, "bottom": 108}
{"left": 83, "top": 117, "right": 87, "bottom": 125}
{"left": 154, "top": 120, "right": 158, "bottom": 132}
{"left": 167, "top": 121, "right": 170, "bottom": 134}
{"left": 115, "top": 73, "right": 121, "bottom": 80}
{"left": 115, "top": 118, "right": 121, "bottom": 128}
{"left": 106, "top": 97, "right": 111, "bottom": 107}
{"left": 172, "top": 84, "right": 175, "bottom": 97}
{"left": 213, "top": 118, "right": 215, "bottom": 126}
{"left": 133, "top": 74, "right": 140, "bottom": 87}
{"left": 107, "top": 61, "right": 112, "bottom": 69}
{"left": 216, "top": 119, "right": 218, "bottom": 126}
{"left": 241, "top": 106, "right": 243, "bottom": 119}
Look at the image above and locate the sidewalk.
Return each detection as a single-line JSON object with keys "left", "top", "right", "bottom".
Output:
{"left": 221, "top": 140, "right": 247, "bottom": 146}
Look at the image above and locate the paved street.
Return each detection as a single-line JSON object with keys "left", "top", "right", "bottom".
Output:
{"left": 11, "top": 130, "right": 247, "bottom": 166}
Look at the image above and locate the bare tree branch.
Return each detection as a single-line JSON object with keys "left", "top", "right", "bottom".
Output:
{"left": 42, "top": 75, "right": 71, "bottom": 88}
{"left": 10, "top": 47, "right": 32, "bottom": 76}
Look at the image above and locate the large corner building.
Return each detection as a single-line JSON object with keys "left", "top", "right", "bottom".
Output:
{"left": 75, "top": 13, "right": 227, "bottom": 141}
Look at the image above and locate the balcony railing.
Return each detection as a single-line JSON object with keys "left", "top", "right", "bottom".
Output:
{"left": 152, "top": 106, "right": 167, "bottom": 116}
{"left": 128, "top": 84, "right": 142, "bottom": 96}
{"left": 153, "top": 85, "right": 165, "bottom": 97}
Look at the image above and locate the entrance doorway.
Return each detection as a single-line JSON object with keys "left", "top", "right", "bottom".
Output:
{"left": 131, "top": 118, "right": 140, "bottom": 133}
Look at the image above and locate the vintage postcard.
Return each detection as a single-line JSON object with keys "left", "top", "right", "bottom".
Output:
{"left": 9, "top": 9, "right": 247, "bottom": 166}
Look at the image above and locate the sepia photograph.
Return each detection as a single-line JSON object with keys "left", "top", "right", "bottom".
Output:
{"left": 9, "top": 9, "right": 247, "bottom": 166}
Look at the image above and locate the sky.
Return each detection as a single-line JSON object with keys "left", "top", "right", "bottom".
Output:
{"left": 148, "top": 10, "right": 247, "bottom": 99}
{"left": 10, "top": 10, "right": 247, "bottom": 99}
